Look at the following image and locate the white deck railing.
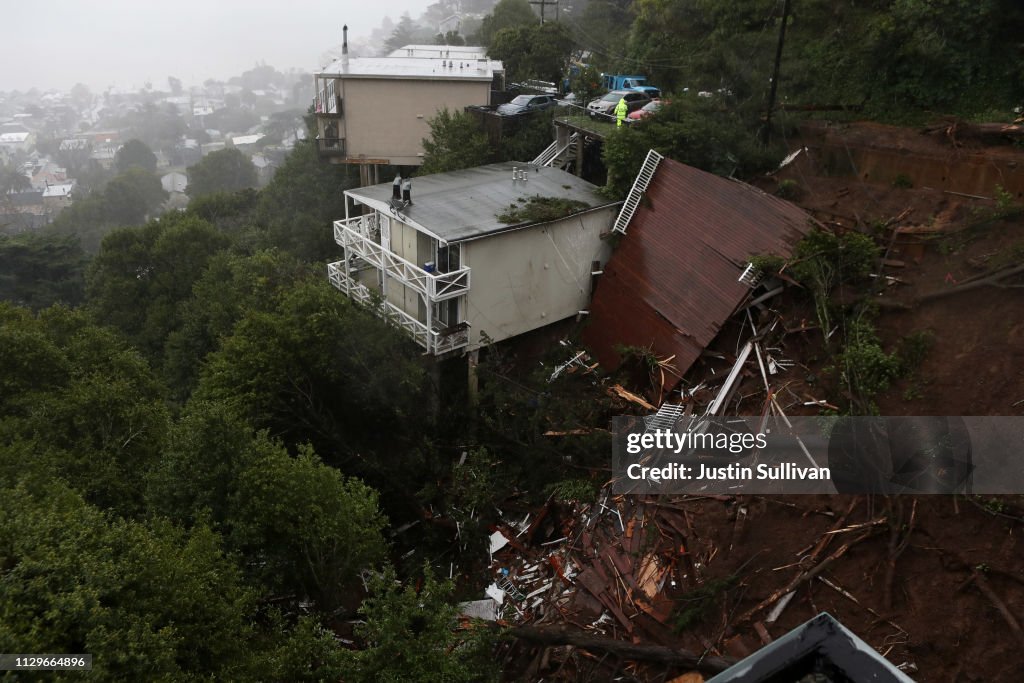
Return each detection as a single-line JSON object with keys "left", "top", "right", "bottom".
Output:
{"left": 333, "top": 218, "right": 470, "bottom": 302}
{"left": 327, "top": 261, "right": 470, "bottom": 355}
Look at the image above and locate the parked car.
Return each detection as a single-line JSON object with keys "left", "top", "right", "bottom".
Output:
{"left": 587, "top": 90, "right": 651, "bottom": 119}
{"left": 627, "top": 99, "right": 669, "bottom": 123}
{"left": 497, "top": 94, "right": 557, "bottom": 116}
{"left": 631, "top": 85, "right": 662, "bottom": 100}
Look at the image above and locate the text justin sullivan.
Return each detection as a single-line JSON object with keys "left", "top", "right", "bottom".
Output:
{"left": 701, "top": 463, "right": 830, "bottom": 480}
{"left": 626, "top": 462, "right": 831, "bottom": 480}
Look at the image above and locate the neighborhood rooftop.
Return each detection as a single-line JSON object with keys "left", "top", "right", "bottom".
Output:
{"left": 318, "top": 56, "right": 503, "bottom": 81}
{"left": 386, "top": 45, "right": 489, "bottom": 60}
{"left": 345, "top": 162, "right": 618, "bottom": 243}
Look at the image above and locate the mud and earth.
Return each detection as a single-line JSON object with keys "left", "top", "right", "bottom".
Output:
{"left": 498, "top": 122, "right": 1024, "bottom": 682}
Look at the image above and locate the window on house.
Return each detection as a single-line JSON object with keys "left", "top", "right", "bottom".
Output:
{"left": 436, "top": 243, "right": 460, "bottom": 273}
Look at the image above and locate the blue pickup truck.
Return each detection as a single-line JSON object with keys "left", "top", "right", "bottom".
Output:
{"left": 600, "top": 74, "right": 661, "bottom": 100}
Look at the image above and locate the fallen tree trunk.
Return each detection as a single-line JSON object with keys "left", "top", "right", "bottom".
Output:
{"left": 923, "top": 120, "right": 1024, "bottom": 145}
{"left": 509, "top": 625, "right": 736, "bottom": 675}
{"left": 876, "top": 263, "right": 1024, "bottom": 310}
{"left": 918, "top": 263, "right": 1024, "bottom": 303}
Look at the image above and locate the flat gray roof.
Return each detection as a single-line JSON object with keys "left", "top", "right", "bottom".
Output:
{"left": 319, "top": 56, "right": 503, "bottom": 81}
{"left": 346, "top": 162, "right": 619, "bottom": 243}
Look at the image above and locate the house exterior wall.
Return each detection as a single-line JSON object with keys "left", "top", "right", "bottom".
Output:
{"left": 462, "top": 207, "right": 616, "bottom": 350}
{"left": 323, "top": 77, "right": 490, "bottom": 165}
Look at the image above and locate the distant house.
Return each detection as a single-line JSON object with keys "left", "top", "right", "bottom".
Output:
{"left": 161, "top": 171, "right": 188, "bottom": 194}
{"left": 0, "top": 190, "right": 48, "bottom": 231}
{"left": 89, "top": 144, "right": 120, "bottom": 169}
{"left": 0, "top": 130, "right": 34, "bottom": 158}
{"left": 328, "top": 162, "right": 620, "bottom": 356}
{"left": 313, "top": 31, "right": 503, "bottom": 166}
{"left": 231, "top": 134, "right": 264, "bottom": 150}
{"left": 251, "top": 153, "right": 275, "bottom": 186}
{"left": 583, "top": 154, "right": 816, "bottom": 384}
{"left": 436, "top": 16, "right": 463, "bottom": 36}
{"left": 59, "top": 138, "right": 90, "bottom": 151}
{"left": 42, "top": 181, "right": 75, "bottom": 211}
{"left": 29, "top": 161, "right": 68, "bottom": 191}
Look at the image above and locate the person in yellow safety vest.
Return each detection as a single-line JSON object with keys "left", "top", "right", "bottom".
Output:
{"left": 615, "top": 96, "right": 628, "bottom": 127}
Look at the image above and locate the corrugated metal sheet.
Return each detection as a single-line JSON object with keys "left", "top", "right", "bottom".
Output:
{"left": 584, "top": 157, "right": 816, "bottom": 383}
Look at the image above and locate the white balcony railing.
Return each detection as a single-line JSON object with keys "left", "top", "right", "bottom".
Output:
{"left": 333, "top": 217, "right": 470, "bottom": 302}
{"left": 327, "top": 261, "right": 470, "bottom": 356}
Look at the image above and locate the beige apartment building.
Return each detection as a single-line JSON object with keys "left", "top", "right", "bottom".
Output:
{"left": 313, "top": 42, "right": 503, "bottom": 167}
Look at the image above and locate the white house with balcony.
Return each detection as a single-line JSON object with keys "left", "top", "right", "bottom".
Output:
{"left": 327, "top": 162, "right": 621, "bottom": 356}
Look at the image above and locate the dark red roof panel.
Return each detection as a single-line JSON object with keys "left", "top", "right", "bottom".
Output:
{"left": 584, "top": 157, "right": 815, "bottom": 380}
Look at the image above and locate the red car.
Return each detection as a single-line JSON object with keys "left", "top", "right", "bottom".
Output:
{"left": 627, "top": 99, "right": 668, "bottom": 123}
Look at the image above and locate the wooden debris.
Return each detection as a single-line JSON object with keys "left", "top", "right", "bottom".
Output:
{"left": 609, "top": 384, "right": 656, "bottom": 410}
{"left": 667, "top": 673, "right": 705, "bottom": 683}
{"left": 509, "top": 626, "right": 736, "bottom": 675}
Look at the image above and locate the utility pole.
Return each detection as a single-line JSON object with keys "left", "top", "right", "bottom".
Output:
{"left": 529, "top": 0, "right": 558, "bottom": 24}
{"left": 762, "top": 0, "right": 792, "bottom": 145}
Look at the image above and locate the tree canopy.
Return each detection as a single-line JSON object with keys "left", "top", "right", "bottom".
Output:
{"left": 186, "top": 148, "right": 258, "bottom": 198}
{"left": 115, "top": 138, "right": 158, "bottom": 175}
{"left": 479, "top": 0, "right": 537, "bottom": 47}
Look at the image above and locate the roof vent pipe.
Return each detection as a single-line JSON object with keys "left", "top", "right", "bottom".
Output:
{"left": 512, "top": 166, "right": 518, "bottom": 181}
{"left": 342, "top": 25, "right": 348, "bottom": 55}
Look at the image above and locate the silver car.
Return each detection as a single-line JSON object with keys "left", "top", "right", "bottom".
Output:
{"left": 497, "top": 94, "right": 557, "bottom": 116}
{"left": 587, "top": 90, "right": 651, "bottom": 119}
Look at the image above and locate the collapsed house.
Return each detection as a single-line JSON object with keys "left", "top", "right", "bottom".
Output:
{"left": 583, "top": 152, "right": 817, "bottom": 392}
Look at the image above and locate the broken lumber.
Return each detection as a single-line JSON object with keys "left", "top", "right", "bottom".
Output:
{"left": 509, "top": 625, "right": 736, "bottom": 675}
{"left": 609, "top": 384, "right": 656, "bottom": 411}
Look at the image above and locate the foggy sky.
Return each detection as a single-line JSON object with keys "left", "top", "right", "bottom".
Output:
{"left": 0, "top": 0, "right": 434, "bottom": 93}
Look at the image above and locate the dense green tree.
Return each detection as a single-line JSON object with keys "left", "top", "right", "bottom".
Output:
{"left": 420, "top": 109, "right": 492, "bottom": 175}
{"left": 479, "top": 0, "right": 537, "bottom": 47}
{"left": 115, "top": 138, "right": 159, "bottom": 174}
{"left": 0, "top": 304, "right": 169, "bottom": 514}
{"left": 147, "top": 401, "right": 389, "bottom": 613}
{"left": 343, "top": 566, "right": 498, "bottom": 683}
{"left": 102, "top": 167, "right": 167, "bottom": 224}
{"left": 0, "top": 481, "right": 256, "bottom": 680}
{"left": 167, "top": 75, "right": 183, "bottom": 95}
{"left": 187, "top": 148, "right": 258, "bottom": 198}
{"left": 228, "top": 444, "right": 388, "bottom": 612}
{"left": 490, "top": 22, "right": 575, "bottom": 84}
{"left": 0, "top": 233, "right": 88, "bottom": 309}
{"left": 385, "top": 13, "right": 420, "bottom": 53}
{"left": 85, "top": 212, "right": 231, "bottom": 361}
{"left": 601, "top": 98, "right": 777, "bottom": 197}
{"left": 191, "top": 277, "right": 431, "bottom": 479}
{"left": 0, "top": 164, "right": 30, "bottom": 195}
{"left": 49, "top": 168, "right": 167, "bottom": 253}
{"left": 434, "top": 31, "right": 466, "bottom": 46}
{"left": 254, "top": 139, "right": 353, "bottom": 261}
{"left": 162, "top": 250, "right": 310, "bottom": 400}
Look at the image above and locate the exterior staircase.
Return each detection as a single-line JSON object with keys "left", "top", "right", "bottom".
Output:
{"left": 531, "top": 133, "right": 579, "bottom": 170}
{"left": 612, "top": 149, "right": 664, "bottom": 234}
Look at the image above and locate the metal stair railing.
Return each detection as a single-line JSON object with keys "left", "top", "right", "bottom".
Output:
{"left": 531, "top": 133, "right": 578, "bottom": 167}
{"left": 612, "top": 149, "right": 664, "bottom": 234}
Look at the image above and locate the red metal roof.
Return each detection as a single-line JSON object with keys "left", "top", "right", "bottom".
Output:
{"left": 584, "top": 157, "right": 815, "bottom": 383}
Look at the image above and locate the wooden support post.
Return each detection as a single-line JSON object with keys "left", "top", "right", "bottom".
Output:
{"left": 576, "top": 135, "right": 584, "bottom": 176}
{"left": 467, "top": 348, "right": 480, "bottom": 407}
